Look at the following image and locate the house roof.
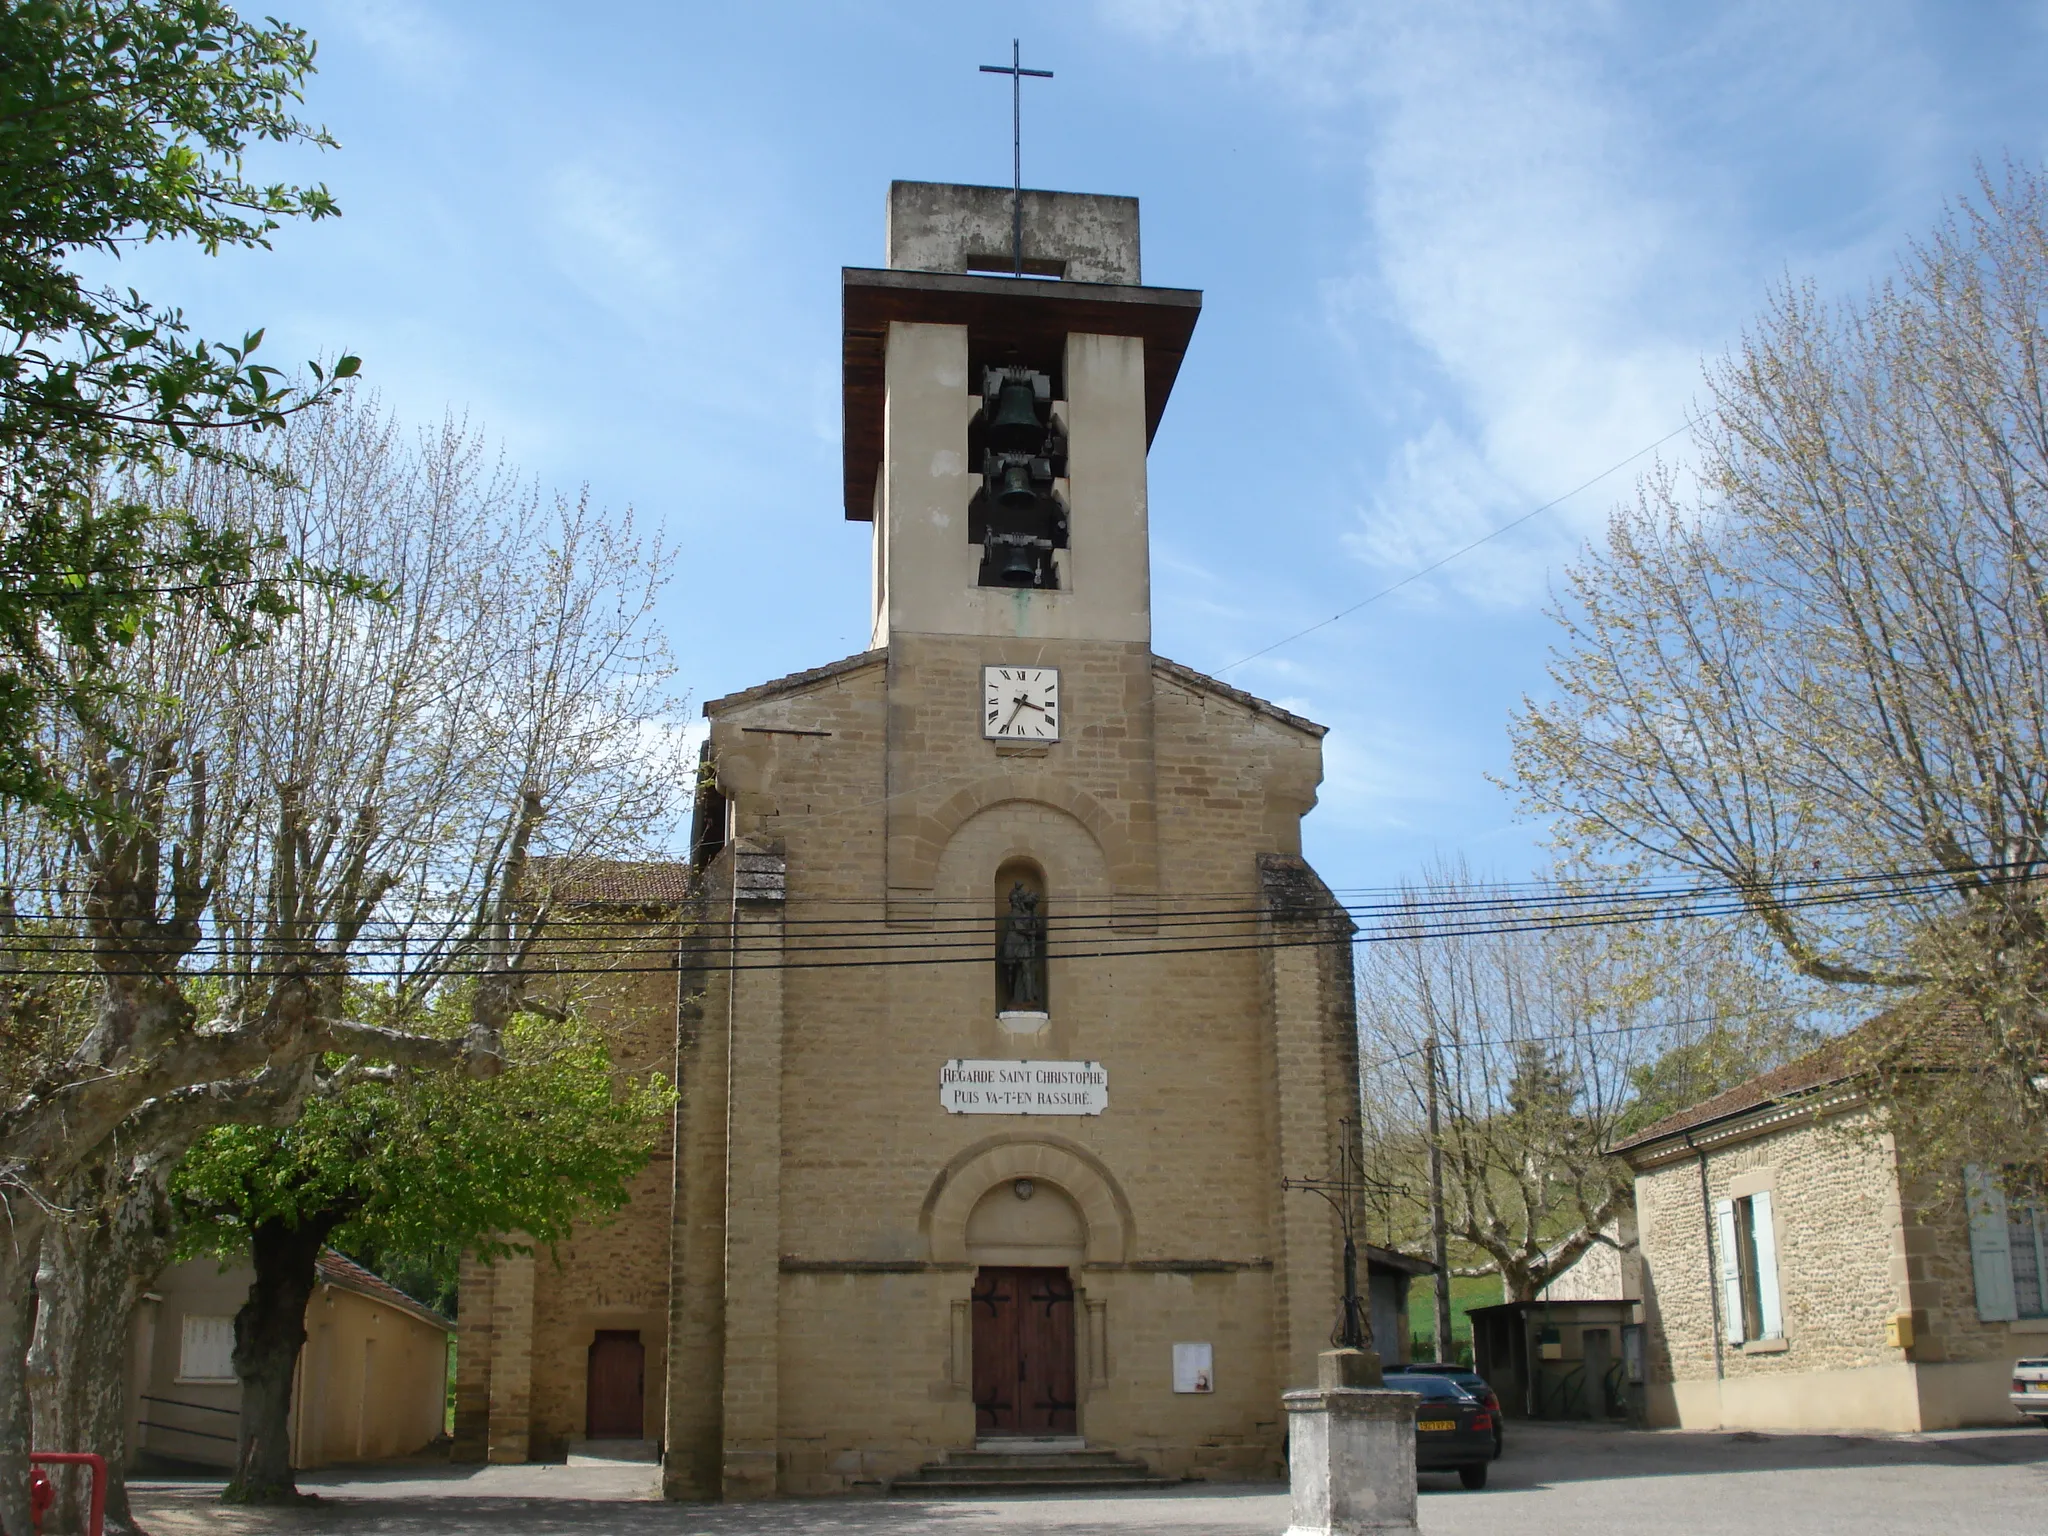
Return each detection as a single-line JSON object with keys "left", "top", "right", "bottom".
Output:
{"left": 526, "top": 856, "right": 693, "bottom": 909}
{"left": 315, "top": 1250, "right": 454, "bottom": 1334}
{"left": 1609, "top": 1001, "right": 1978, "bottom": 1156}
{"left": 1364, "top": 1244, "right": 1438, "bottom": 1278}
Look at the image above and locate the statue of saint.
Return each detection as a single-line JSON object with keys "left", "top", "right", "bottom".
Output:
{"left": 998, "top": 881, "right": 1046, "bottom": 1011}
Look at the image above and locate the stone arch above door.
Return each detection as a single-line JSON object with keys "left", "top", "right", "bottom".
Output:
{"left": 922, "top": 1134, "right": 1133, "bottom": 1264}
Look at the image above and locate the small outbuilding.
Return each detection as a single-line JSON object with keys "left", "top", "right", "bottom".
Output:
{"left": 130, "top": 1249, "right": 452, "bottom": 1469}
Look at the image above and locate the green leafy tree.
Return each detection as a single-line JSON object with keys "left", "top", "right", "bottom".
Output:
{"left": 172, "top": 1010, "right": 674, "bottom": 1503}
{"left": 0, "top": 0, "right": 359, "bottom": 815}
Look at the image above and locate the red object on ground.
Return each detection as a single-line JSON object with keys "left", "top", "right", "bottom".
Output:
{"left": 28, "top": 1453, "right": 106, "bottom": 1536}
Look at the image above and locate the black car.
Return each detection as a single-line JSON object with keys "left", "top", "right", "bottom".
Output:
{"left": 1385, "top": 1361, "right": 1505, "bottom": 1457}
{"left": 1391, "top": 1372, "right": 1495, "bottom": 1490}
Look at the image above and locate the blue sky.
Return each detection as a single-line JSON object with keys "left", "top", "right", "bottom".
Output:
{"left": 116, "top": 0, "right": 2048, "bottom": 893}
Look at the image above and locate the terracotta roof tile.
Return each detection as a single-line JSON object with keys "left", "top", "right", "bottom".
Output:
{"left": 527, "top": 856, "right": 693, "bottom": 908}
{"left": 1610, "top": 1000, "right": 1979, "bottom": 1154}
{"left": 316, "top": 1249, "right": 453, "bottom": 1333}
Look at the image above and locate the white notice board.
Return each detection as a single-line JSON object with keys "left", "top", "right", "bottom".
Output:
{"left": 1172, "top": 1342, "right": 1214, "bottom": 1394}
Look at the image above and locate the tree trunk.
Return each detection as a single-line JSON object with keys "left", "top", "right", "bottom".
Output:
{"left": 0, "top": 1210, "right": 48, "bottom": 1536}
{"left": 226, "top": 1216, "right": 336, "bottom": 1504}
{"left": 25, "top": 1157, "right": 177, "bottom": 1535}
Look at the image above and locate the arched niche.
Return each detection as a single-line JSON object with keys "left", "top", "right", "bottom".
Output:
{"left": 993, "top": 856, "right": 1048, "bottom": 1015}
{"left": 923, "top": 1135, "right": 1133, "bottom": 1265}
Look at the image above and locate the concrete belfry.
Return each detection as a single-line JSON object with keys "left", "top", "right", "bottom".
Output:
{"left": 450, "top": 181, "right": 1374, "bottom": 1500}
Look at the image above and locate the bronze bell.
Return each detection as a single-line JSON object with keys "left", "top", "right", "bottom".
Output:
{"left": 986, "top": 378, "right": 1044, "bottom": 453}
{"left": 992, "top": 536, "right": 1039, "bottom": 586}
{"left": 995, "top": 459, "right": 1038, "bottom": 511}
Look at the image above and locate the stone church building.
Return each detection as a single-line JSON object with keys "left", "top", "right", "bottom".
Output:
{"left": 453, "top": 181, "right": 1367, "bottom": 1498}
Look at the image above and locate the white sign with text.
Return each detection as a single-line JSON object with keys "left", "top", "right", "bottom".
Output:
{"left": 940, "top": 1059, "right": 1108, "bottom": 1115}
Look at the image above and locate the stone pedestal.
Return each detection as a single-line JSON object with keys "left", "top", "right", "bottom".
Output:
{"left": 1283, "top": 1351, "right": 1418, "bottom": 1535}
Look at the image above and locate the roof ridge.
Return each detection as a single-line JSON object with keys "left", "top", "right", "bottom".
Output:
{"left": 316, "top": 1248, "right": 454, "bottom": 1333}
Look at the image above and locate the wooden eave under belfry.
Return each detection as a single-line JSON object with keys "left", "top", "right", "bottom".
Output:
{"left": 840, "top": 266, "right": 1203, "bottom": 520}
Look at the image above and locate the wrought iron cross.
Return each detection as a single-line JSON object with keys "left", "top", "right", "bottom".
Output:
{"left": 979, "top": 39, "right": 1054, "bottom": 277}
{"left": 1282, "top": 1118, "right": 1384, "bottom": 1352}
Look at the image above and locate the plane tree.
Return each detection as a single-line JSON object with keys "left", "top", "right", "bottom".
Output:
{"left": 1510, "top": 162, "right": 2048, "bottom": 1177}
{"left": 172, "top": 1011, "right": 673, "bottom": 1503}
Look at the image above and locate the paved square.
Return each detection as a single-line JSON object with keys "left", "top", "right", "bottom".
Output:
{"left": 129, "top": 1423, "right": 2048, "bottom": 1535}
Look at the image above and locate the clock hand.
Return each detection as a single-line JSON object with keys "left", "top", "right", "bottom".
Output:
{"left": 1002, "top": 700, "right": 1026, "bottom": 731}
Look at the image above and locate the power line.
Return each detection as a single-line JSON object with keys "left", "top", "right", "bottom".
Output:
{"left": 1215, "top": 420, "right": 1696, "bottom": 675}
{"left": 0, "top": 863, "right": 2013, "bottom": 979}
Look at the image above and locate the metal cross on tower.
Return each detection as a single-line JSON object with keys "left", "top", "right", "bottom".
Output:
{"left": 1282, "top": 1117, "right": 1388, "bottom": 1353}
{"left": 979, "top": 39, "right": 1054, "bottom": 277}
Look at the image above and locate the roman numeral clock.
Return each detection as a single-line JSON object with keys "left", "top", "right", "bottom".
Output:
{"left": 983, "top": 666, "right": 1059, "bottom": 741}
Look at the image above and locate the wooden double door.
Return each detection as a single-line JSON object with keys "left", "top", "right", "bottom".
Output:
{"left": 972, "top": 1266, "right": 1077, "bottom": 1435}
{"left": 585, "top": 1330, "right": 645, "bottom": 1439}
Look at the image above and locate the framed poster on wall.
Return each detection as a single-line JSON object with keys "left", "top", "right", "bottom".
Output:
{"left": 1171, "top": 1341, "right": 1214, "bottom": 1394}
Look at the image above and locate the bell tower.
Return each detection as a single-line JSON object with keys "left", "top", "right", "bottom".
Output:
{"left": 843, "top": 181, "right": 1202, "bottom": 648}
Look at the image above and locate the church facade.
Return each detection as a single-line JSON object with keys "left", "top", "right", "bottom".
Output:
{"left": 453, "top": 182, "right": 1369, "bottom": 1498}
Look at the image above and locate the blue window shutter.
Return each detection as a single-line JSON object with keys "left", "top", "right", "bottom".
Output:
{"left": 1965, "top": 1164, "right": 2018, "bottom": 1323}
{"left": 1714, "top": 1198, "right": 1744, "bottom": 1344}
{"left": 1749, "top": 1191, "right": 1784, "bottom": 1339}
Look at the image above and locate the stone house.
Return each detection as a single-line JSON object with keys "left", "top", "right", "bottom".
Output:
{"left": 130, "top": 1250, "right": 451, "bottom": 1469}
{"left": 1613, "top": 1015, "right": 2040, "bottom": 1431}
{"left": 452, "top": 181, "right": 1370, "bottom": 1498}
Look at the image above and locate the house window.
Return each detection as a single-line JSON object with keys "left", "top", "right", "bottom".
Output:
{"left": 1714, "top": 1192, "right": 1783, "bottom": 1344}
{"left": 2011, "top": 1204, "right": 2048, "bottom": 1317}
{"left": 1967, "top": 1163, "right": 2048, "bottom": 1321}
{"left": 177, "top": 1315, "right": 237, "bottom": 1383}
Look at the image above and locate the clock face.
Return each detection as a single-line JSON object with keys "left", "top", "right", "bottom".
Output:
{"left": 983, "top": 666, "right": 1060, "bottom": 741}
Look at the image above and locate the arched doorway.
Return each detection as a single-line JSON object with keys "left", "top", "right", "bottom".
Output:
{"left": 966, "top": 1178, "right": 1082, "bottom": 1436}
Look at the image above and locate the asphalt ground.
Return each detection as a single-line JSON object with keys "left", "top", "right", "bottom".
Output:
{"left": 127, "top": 1420, "right": 2048, "bottom": 1534}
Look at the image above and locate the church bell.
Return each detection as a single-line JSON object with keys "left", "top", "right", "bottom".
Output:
{"left": 994, "top": 459, "right": 1038, "bottom": 511}
{"left": 987, "top": 533, "right": 1043, "bottom": 587}
{"left": 986, "top": 377, "right": 1045, "bottom": 453}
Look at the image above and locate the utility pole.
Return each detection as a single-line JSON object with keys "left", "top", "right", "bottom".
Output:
{"left": 1425, "top": 1033, "right": 1453, "bottom": 1362}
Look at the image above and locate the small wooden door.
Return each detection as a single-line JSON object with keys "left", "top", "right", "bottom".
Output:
{"left": 971, "top": 1266, "right": 1077, "bottom": 1435}
{"left": 586, "top": 1330, "right": 645, "bottom": 1439}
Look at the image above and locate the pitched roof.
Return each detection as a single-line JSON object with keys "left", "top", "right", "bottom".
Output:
{"left": 1609, "top": 1001, "right": 1978, "bottom": 1154}
{"left": 526, "top": 856, "right": 693, "bottom": 908}
{"left": 315, "top": 1250, "right": 454, "bottom": 1334}
{"left": 704, "top": 648, "right": 886, "bottom": 716}
{"left": 1152, "top": 655, "right": 1326, "bottom": 738}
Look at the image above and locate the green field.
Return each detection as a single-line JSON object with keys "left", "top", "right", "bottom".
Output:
{"left": 1404, "top": 1273, "right": 1502, "bottom": 1364}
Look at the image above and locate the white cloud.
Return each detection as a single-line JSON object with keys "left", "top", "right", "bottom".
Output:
{"left": 320, "top": 0, "right": 465, "bottom": 85}
{"left": 542, "top": 162, "right": 693, "bottom": 319}
{"left": 1104, "top": 0, "right": 1732, "bottom": 608}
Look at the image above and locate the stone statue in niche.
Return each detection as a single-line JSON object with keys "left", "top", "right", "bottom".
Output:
{"left": 998, "top": 881, "right": 1047, "bottom": 1012}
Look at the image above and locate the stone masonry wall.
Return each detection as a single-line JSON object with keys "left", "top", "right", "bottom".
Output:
{"left": 664, "top": 639, "right": 1351, "bottom": 1494}
{"left": 1636, "top": 1110, "right": 1907, "bottom": 1394}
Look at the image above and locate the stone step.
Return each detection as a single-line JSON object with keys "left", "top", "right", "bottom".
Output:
{"left": 942, "top": 1450, "right": 1134, "bottom": 1467}
{"left": 565, "top": 1437, "right": 659, "bottom": 1466}
{"left": 892, "top": 1475, "right": 1185, "bottom": 1497}
{"left": 890, "top": 1447, "right": 1177, "bottom": 1496}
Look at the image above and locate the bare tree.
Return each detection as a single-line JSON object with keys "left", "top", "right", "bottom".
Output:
{"left": 1, "top": 390, "right": 687, "bottom": 1526}
{"left": 1357, "top": 864, "right": 1816, "bottom": 1306}
{"left": 1509, "top": 162, "right": 2048, "bottom": 1172}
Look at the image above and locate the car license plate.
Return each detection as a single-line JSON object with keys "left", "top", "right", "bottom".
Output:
{"left": 1417, "top": 1419, "right": 1456, "bottom": 1431}
{"left": 2026, "top": 1382, "right": 2048, "bottom": 1393}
